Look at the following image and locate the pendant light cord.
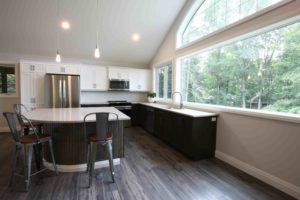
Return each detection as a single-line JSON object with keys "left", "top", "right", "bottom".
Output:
{"left": 96, "top": 0, "right": 99, "bottom": 47}
{"left": 57, "top": 0, "right": 60, "bottom": 52}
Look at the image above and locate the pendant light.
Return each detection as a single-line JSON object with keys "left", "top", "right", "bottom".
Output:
{"left": 94, "top": 0, "right": 100, "bottom": 58}
{"left": 56, "top": 0, "right": 62, "bottom": 63}
{"left": 56, "top": 51, "right": 61, "bottom": 62}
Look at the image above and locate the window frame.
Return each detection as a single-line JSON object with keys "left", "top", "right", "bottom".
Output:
{"left": 176, "top": 0, "right": 295, "bottom": 50}
{"left": 154, "top": 61, "right": 173, "bottom": 100}
{"left": 175, "top": 14, "right": 300, "bottom": 123}
{"left": 0, "top": 62, "right": 19, "bottom": 98}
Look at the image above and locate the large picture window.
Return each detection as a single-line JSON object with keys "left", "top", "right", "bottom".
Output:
{"left": 178, "top": 20, "right": 300, "bottom": 114}
{"left": 155, "top": 63, "right": 172, "bottom": 99}
{"left": 179, "top": 0, "right": 283, "bottom": 47}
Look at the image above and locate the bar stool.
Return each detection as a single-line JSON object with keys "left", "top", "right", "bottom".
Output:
{"left": 3, "top": 112, "right": 58, "bottom": 191}
{"left": 14, "top": 104, "right": 43, "bottom": 134}
{"left": 14, "top": 104, "right": 44, "bottom": 171}
{"left": 83, "top": 112, "right": 118, "bottom": 187}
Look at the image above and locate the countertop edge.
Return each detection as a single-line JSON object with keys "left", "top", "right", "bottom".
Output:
{"left": 137, "top": 102, "right": 218, "bottom": 118}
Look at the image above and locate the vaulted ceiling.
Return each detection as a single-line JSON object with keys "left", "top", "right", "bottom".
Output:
{"left": 0, "top": 0, "right": 186, "bottom": 67}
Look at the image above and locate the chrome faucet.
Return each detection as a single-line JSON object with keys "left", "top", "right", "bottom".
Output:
{"left": 172, "top": 91, "right": 183, "bottom": 109}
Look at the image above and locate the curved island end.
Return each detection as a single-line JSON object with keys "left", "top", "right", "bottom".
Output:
{"left": 24, "top": 107, "right": 130, "bottom": 172}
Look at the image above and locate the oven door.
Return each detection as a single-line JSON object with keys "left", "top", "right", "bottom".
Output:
{"left": 115, "top": 106, "right": 132, "bottom": 127}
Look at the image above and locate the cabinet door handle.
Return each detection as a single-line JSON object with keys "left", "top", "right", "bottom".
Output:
{"left": 93, "top": 83, "right": 97, "bottom": 88}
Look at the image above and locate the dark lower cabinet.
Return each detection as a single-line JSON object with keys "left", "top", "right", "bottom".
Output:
{"left": 132, "top": 104, "right": 217, "bottom": 160}
{"left": 131, "top": 104, "right": 140, "bottom": 126}
{"left": 145, "top": 107, "right": 155, "bottom": 133}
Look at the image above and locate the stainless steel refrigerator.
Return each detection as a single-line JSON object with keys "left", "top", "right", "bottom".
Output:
{"left": 45, "top": 74, "right": 80, "bottom": 108}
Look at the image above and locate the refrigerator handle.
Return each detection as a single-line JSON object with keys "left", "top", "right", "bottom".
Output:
{"left": 63, "top": 79, "right": 67, "bottom": 107}
{"left": 59, "top": 79, "right": 62, "bottom": 107}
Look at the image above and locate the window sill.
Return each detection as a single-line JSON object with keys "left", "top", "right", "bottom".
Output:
{"left": 0, "top": 93, "right": 18, "bottom": 98}
{"left": 183, "top": 102, "right": 300, "bottom": 124}
{"left": 156, "top": 98, "right": 172, "bottom": 104}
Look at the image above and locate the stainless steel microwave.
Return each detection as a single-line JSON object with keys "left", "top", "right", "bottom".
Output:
{"left": 109, "top": 79, "right": 130, "bottom": 90}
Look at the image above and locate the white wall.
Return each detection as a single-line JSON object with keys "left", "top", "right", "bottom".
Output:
{"left": 150, "top": 0, "right": 300, "bottom": 198}
{"left": 81, "top": 91, "right": 147, "bottom": 103}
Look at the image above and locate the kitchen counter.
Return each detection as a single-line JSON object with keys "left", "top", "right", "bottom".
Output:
{"left": 133, "top": 103, "right": 218, "bottom": 160}
{"left": 138, "top": 102, "right": 218, "bottom": 118}
{"left": 24, "top": 107, "right": 130, "bottom": 123}
{"left": 24, "top": 107, "right": 129, "bottom": 172}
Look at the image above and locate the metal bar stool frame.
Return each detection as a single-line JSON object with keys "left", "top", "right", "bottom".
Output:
{"left": 14, "top": 104, "right": 44, "bottom": 171}
{"left": 3, "top": 112, "right": 58, "bottom": 191}
{"left": 83, "top": 112, "right": 119, "bottom": 187}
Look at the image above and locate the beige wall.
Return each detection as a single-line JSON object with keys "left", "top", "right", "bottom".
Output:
{"left": 217, "top": 112, "right": 300, "bottom": 186}
{"left": 151, "top": 0, "right": 300, "bottom": 198}
{"left": 0, "top": 59, "right": 20, "bottom": 131}
{"left": 0, "top": 98, "right": 20, "bottom": 130}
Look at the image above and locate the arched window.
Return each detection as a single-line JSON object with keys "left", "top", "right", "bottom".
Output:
{"left": 177, "top": 0, "right": 284, "bottom": 48}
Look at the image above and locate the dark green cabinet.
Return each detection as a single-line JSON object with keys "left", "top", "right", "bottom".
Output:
{"left": 132, "top": 104, "right": 217, "bottom": 160}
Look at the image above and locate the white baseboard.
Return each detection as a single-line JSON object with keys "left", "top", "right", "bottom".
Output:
{"left": 215, "top": 150, "right": 300, "bottom": 199}
{"left": 43, "top": 158, "right": 121, "bottom": 173}
{"left": 0, "top": 126, "right": 9, "bottom": 133}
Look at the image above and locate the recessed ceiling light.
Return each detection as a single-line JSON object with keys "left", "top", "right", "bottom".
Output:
{"left": 132, "top": 33, "right": 140, "bottom": 41}
{"left": 61, "top": 21, "right": 70, "bottom": 30}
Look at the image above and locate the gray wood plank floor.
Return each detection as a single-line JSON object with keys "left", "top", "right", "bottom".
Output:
{"left": 0, "top": 127, "right": 296, "bottom": 200}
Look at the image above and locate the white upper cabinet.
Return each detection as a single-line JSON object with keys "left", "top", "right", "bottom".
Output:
{"left": 129, "top": 68, "right": 151, "bottom": 92}
{"left": 108, "top": 67, "right": 129, "bottom": 80}
{"left": 46, "top": 64, "right": 80, "bottom": 75}
{"left": 81, "top": 65, "right": 108, "bottom": 91}
{"left": 20, "top": 62, "right": 46, "bottom": 110}
{"left": 21, "top": 63, "right": 45, "bottom": 73}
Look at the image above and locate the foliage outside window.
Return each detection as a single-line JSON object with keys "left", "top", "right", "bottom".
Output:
{"left": 180, "top": 0, "right": 282, "bottom": 47}
{"left": 179, "top": 20, "right": 300, "bottom": 114}
{"left": 0, "top": 65, "right": 16, "bottom": 94}
{"left": 155, "top": 63, "right": 172, "bottom": 99}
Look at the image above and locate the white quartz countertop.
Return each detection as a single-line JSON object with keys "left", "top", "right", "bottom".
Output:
{"left": 23, "top": 107, "right": 131, "bottom": 123}
{"left": 139, "top": 103, "right": 218, "bottom": 118}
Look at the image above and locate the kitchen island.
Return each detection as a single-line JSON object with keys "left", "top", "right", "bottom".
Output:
{"left": 24, "top": 107, "right": 130, "bottom": 172}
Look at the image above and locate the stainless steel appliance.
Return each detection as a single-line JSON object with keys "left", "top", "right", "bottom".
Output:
{"left": 45, "top": 74, "right": 80, "bottom": 108}
{"left": 109, "top": 79, "right": 129, "bottom": 90}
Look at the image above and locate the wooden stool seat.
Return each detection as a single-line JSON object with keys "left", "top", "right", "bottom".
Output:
{"left": 25, "top": 121, "right": 43, "bottom": 127}
{"left": 20, "top": 134, "right": 51, "bottom": 144}
{"left": 88, "top": 132, "right": 112, "bottom": 142}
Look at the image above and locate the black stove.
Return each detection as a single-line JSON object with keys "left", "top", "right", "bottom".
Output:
{"left": 107, "top": 100, "right": 132, "bottom": 106}
{"left": 107, "top": 101, "right": 132, "bottom": 110}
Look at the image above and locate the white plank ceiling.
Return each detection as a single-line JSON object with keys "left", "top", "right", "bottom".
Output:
{"left": 0, "top": 0, "right": 186, "bottom": 67}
